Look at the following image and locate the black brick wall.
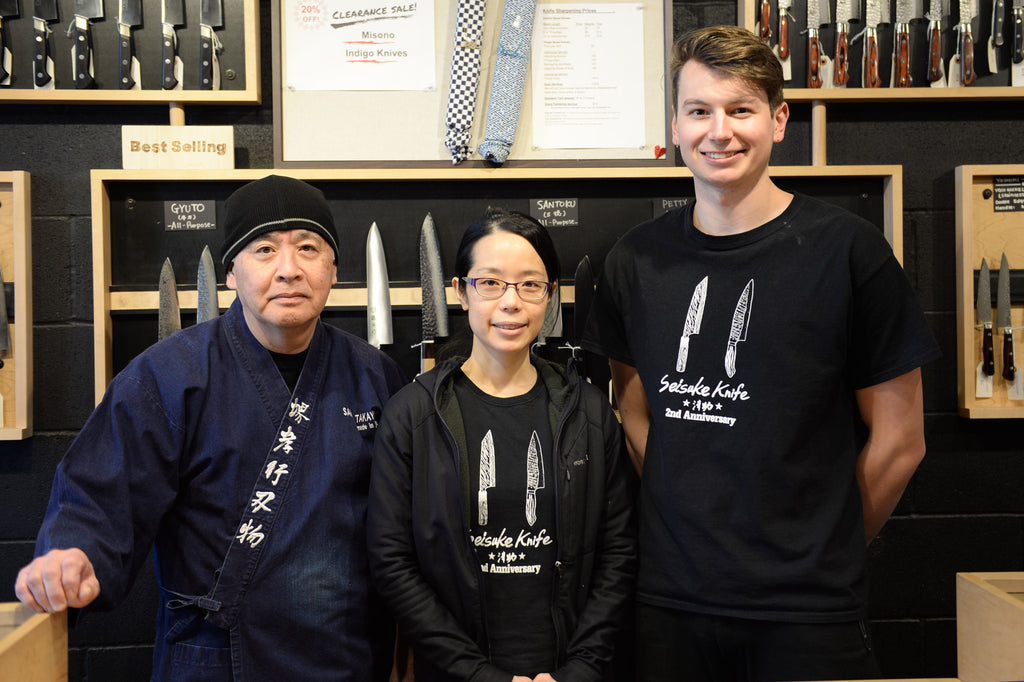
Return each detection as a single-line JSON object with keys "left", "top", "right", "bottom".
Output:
{"left": 1, "top": 2, "right": 1021, "bottom": 679}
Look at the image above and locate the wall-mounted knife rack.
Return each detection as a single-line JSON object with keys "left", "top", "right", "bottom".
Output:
{"left": 0, "top": 172, "right": 33, "bottom": 439}
{"left": 0, "top": 0, "right": 258, "bottom": 105}
{"left": 90, "top": 165, "right": 902, "bottom": 403}
{"left": 955, "top": 164, "right": 1024, "bottom": 419}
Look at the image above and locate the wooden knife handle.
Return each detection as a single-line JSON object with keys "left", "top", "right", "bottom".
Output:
{"left": 895, "top": 28, "right": 912, "bottom": 87}
{"left": 928, "top": 21, "right": 944, "bottom": 81}
{"left": 760, "top": 0, "right": 772, "bottom": 41}
{"left": 865, "top": 29, "right": 881, "bottom": 88}
{"left": 162, "top": 24, "right": 179, "bottom": 90}
{"left": 1003, "top": 330, "right": 1015, "bottom": 381}
{"left": 808, "top": 33, "right": 823, "bottom": 87}
{"left": 983, "top": 327, "right": 995, "bottom": 376}
{"left": 779, "top": 10, "right": 790, "bottom": 58}
{"left": 959, "top": 24, "right": 977, "bottom": 84}
{"left": 73, "top": 16, "right": 94, "bottom": 89}
{"left": 834, "top": 26, "right": 849, "bottom": 85}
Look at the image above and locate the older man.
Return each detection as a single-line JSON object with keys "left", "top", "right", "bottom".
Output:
{"left": 16, "top": 175, "right": 406, "bottom": 681}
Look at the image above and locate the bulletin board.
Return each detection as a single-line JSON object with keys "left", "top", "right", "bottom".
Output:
{"left": 271, "top": 0, "right": 671, "bottom": 166}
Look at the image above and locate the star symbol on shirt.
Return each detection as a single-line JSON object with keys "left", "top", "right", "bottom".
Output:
{"left": 519, "top": 552, "right": 526, "bottom": 560}
{"left": 489, "top": 553, "right": 495, "bottom": 561}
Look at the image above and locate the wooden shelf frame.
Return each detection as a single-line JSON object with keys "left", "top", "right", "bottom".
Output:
{"left": 0, "top": 172, "right": 33, "bottom": 439}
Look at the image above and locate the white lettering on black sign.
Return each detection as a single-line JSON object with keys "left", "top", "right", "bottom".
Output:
{"left": 164, "top": 200, "right": 217, "bottom": 231}
{"left": 993, "top": 176, "right": 1024, "bottom": 213}
{"left": 531, "top": 198, "right": 579, "bottom": 227}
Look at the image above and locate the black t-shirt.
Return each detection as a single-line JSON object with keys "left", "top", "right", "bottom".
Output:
{"left": 583, "top": 193, "right": 941, "bottom": 622}
{"left": 454, "top": 370, "right": 558, "bottom": 676}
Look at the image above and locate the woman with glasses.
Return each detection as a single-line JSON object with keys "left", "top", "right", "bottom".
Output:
{"left": 367, "top": 207, "right": 636, "bottom": 682}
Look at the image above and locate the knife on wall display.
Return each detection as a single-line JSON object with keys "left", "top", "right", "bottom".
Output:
{"left": 32, "top": 0, "right": 57, "bottom": 89}
{"left": 197, "top": 245, "right": 219, "bottom": 324}
{"left": 988, "top": 0, "right": 1006, "bottom": 73}
{"left": 419, "top": 213, "right": 449, "bottom": 374}
{"left": 0, "top": 0, "right": 18, "bottom": 86}
{"left": 774, "top": 0, "right": 793, "bottom": 81}
{"left": 1010, "top": 0, "right": 1023, "bottom": 83}
{"left": 892, "top": 0, "right": 922, "bottom": 86}
{"left": 807, "top": 0, "right": 832, "bottom": 87}
{"left": 0, "top": 264, "right": 10, "bottom": 371}
{"left": 118, "top": 0, "right": 142, "bottom": 89}
{"left": 975, "top": 258, "right": 994, "bottom": 398}
{"left": 158, "top": 258, "right": 181, "bottom": 341}
{"left": 199, "top": 0, "right": 223, "bottom": 90}
{"left": 757, "top": 0, "right": 772, "bottom": 43}
{"left": 833, "top": 0, "right": 860, "bottom": 86}
{"left": 996, "top": 253, "right": 1022, "bottom": 400}
{"left": 536, "top": 281, "right": 563, "bottom": 347}
{"left": 863, "top": 0, "right": 884, "bottom": 86}
{"left": 951, "top": 0, "right": 978, "bottom": 85}
{"left": 927, "top": 0, "right": 950, "bottom": 85}
{"left": 676, "top": 275, "right": 707, "bottom": 373}
{"left": 72, "top": 0, "right": 103, "bottom": 88}
{"left": 162, "top": 0, "right": 184, "bottom": 90}
{"left": 366, "top": 222, "right": 393, "bottom": 349}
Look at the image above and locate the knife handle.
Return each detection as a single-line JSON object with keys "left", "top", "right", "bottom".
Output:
{"left": 983, "top": 326, "right": 995, "bottom": 376}
{"left": 1003, "top": 330, "right": 1015, "bottom": 381}
{"left": 993, "top": 0, "right": 1006, "bottom": 46}
{"left": 865, "top": 28, "right": 882, "bottom": 88}
{"left": 928, "top": 20, "right": 945, "bottom": 80}
{"left": 0, "top": 18, "right": 9, "bottom": 84}
{"left": 959, "top": 23, "right": 977, "bottom": 84}
{"left": 162, "top": 24, "right": 179, "bottom": 90}
{"left": 118, "top": 24, "right": 136, "bottom": 90}
{"left": 895, "top": 26, "right": 912, "bottom": 87}
{"left": 199, "top": 24, "right": 218, "bottom": 90}
{"left": 808, "top": 31, "right": 823, "bottom": 87}
{"left": 33, "top": 18, "right": 52, "bottom": 88}
{"left": 779, "top": 9, "right": 790, "bottom": 58}
{"left": 73, "top": 15, "right": 94, "bottom": 89}
{"left": 834, "top": 24, "right": 849, "bottom": 86}
{"left": 759, "top": 0, "right": 772, "bottom": 41}
{"left": 1013, "top": 7, "right": 1023, "bottom": 63}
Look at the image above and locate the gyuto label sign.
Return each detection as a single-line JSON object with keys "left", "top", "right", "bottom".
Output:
{"left": 164, "top": 201, "right": 217, "bottom": 231}
{"left": 993, "top": 176, "right": 1024, "bottom": 212}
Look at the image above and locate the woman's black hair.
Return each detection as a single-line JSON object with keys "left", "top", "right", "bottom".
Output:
{"left": 453, "top": 207, "right": 561, "bottom": 289}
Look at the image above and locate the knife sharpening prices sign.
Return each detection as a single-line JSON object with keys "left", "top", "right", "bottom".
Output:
{"left": 284, "top": 0, "right": 436, "bottom": 91}
{"left": 993, "top": 176, "right": 1024, "bottom": 213}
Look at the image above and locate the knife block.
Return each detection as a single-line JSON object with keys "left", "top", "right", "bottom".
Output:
{"left": 955, "top": 164, "right": 1024, "bottom": 418}
{"left": 0, "top": 171, "right": 32, "bottom": 439}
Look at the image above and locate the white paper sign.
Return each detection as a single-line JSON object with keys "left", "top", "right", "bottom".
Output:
{"left": 284, "top": 0, "right": 436, "bottom": 91}
{"left": 530, "top": 3, "right": 645, "bottom": 150}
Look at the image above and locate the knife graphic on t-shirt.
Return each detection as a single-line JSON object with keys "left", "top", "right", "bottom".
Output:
{"left": 676, "top": 276, "right": 708, "bottom": 373}
{"left": 725, "top": 280, "right": 754, "bottom": 378}
{"left": 478, "top": 430, "right": 495, "bottom": 526}
{"left": 525, "top": 431, "right": 544, "bottom": 527}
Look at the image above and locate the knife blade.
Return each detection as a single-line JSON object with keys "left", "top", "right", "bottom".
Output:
{"left": 72, "top": 0, "right": 103, "bottom": 89}
{"left": 366, "top": 221, "right": 393, "bottom": 348}
{"left": 196, "top": 245, "right": 219, "bottom": 323}
{"left": 118, "top": 0, "right": 142, "bottom": 89}
{"left": 0, "top": 0, "right": 18, "bottom": 86}
{"left": 199, "top": 0, "right": 223, "bottom": 90}
{"left": 525, "top": 430, "right": 544, "bottom": 527}
{"left": 419, "top": 213, "right": 448, "bottom": 373}
{"left": 997, "top": 253, "right": 1015, "bottom": 382}
{"left": 1013, "top": 0, "right": 1024, "bottom": 84}
{"left": 0, "top": 264, "right": 11, "bottom": 369}
{"left": 32, "top": 0, "right": 57, "bottom": 89}
{"left": 478, "top": 430, "right": 495, "bottom": 525}
{"left": 162, "top": 0, "right": 184, "bottom": 90}
{"left": 976, "top": 258, "right": 995, "bottom": 377}
{"left": 537, "top": 281, "right": 563, "bottom": 346}
{"left": 724, "top": 280, "right": 753, "bottom": 378}
{"left": 774, "top": 0, "right": 793, "bottom": 81}
{"left": 807, "top": 0, "right": 832, "bottom": 87}
{"left": 676, "top": 275, "right": 708, "bottom": 373}
{"left": 864, "top": 0, "right": 884, "bottom": 87}
{"left": 892, "top": 0, "right": 922, "bottom": 87}
{"left": 927, "top": 0, "right": 950, "bottom": 85}
{"left": 158, "top": 258, "right": 181, "bottom": 341}
{"left": 953, "top": 0, "right": 978, "bottom": 84}
{"left": 833, "top": 0, "right": 860, "bottom": 86}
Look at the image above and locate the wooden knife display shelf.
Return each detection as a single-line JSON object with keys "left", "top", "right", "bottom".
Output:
{"left": 0, "top": 0, "right": 258, "bottom": 103}
{"left": 0, "top": 173, "right": 33, "bottom": 440}
{"left": 92, "top": 166, "right": 902, "bottom": 403}
{"left": 955, "top": 165, "right": 1024, "bottom": 419}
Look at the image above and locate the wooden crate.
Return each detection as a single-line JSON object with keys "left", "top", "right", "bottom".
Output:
{"left": 957, "top": 572, "right": 1024, "bottom": 682}
{"left": 0, "top": 603, "right": 67, "bottom": 682}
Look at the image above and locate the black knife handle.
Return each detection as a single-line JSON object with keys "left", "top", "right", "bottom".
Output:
{"left": 993, "top": 0, "right": 1006, "bottom": 46}
{"left": 928, "top": 20, "right": 944, "bottom": 81}
{"left": 895, "top": 26, "right": 912, "bottom": 87}
{"left": 959, "top": 23, "right": 977, "bottom": 84}
{"left": 1013, "top": 7, "right": 1023, "bottom": 63}
{"left": 162, "top": 24, "right": 179, "bottom": 90}
{"left": 983, "top": 326, "right": 995, "bottom": 376}
{"left": 865, "top": 28, "right": 881, "bottom": 88}
{"left": 118, "top": 24, "right": 136, "bottom": 89}
{"left": 808, "top": 31, "right": 823, "bottom": 87}
{"left": 834, "top": 23, "right": 850, "bottom": 86}
{"left": 0, "top": 18, "right": 9, "bottom": 83}
{"left": 199, "top": 24, "right": 216, "bottom": 90}
{"left": 1003, "top": 330, "right": 1015, "bottom": 381}
{"left": 33, "top": 18, "right": 52, "bottom": 88}
{"left": 73, "top": 16, "right": 95, "bottom": 89}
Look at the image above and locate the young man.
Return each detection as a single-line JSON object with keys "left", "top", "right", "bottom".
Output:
{"left": 583, "top": 25, "right": 941, "bottom": 681}
{"left": 15, "top": 175, "right": 407, "bottom": 681}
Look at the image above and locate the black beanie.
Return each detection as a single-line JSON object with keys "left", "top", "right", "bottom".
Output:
{"left": 220, "top": 175, "right": 340, "bottom": 266}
